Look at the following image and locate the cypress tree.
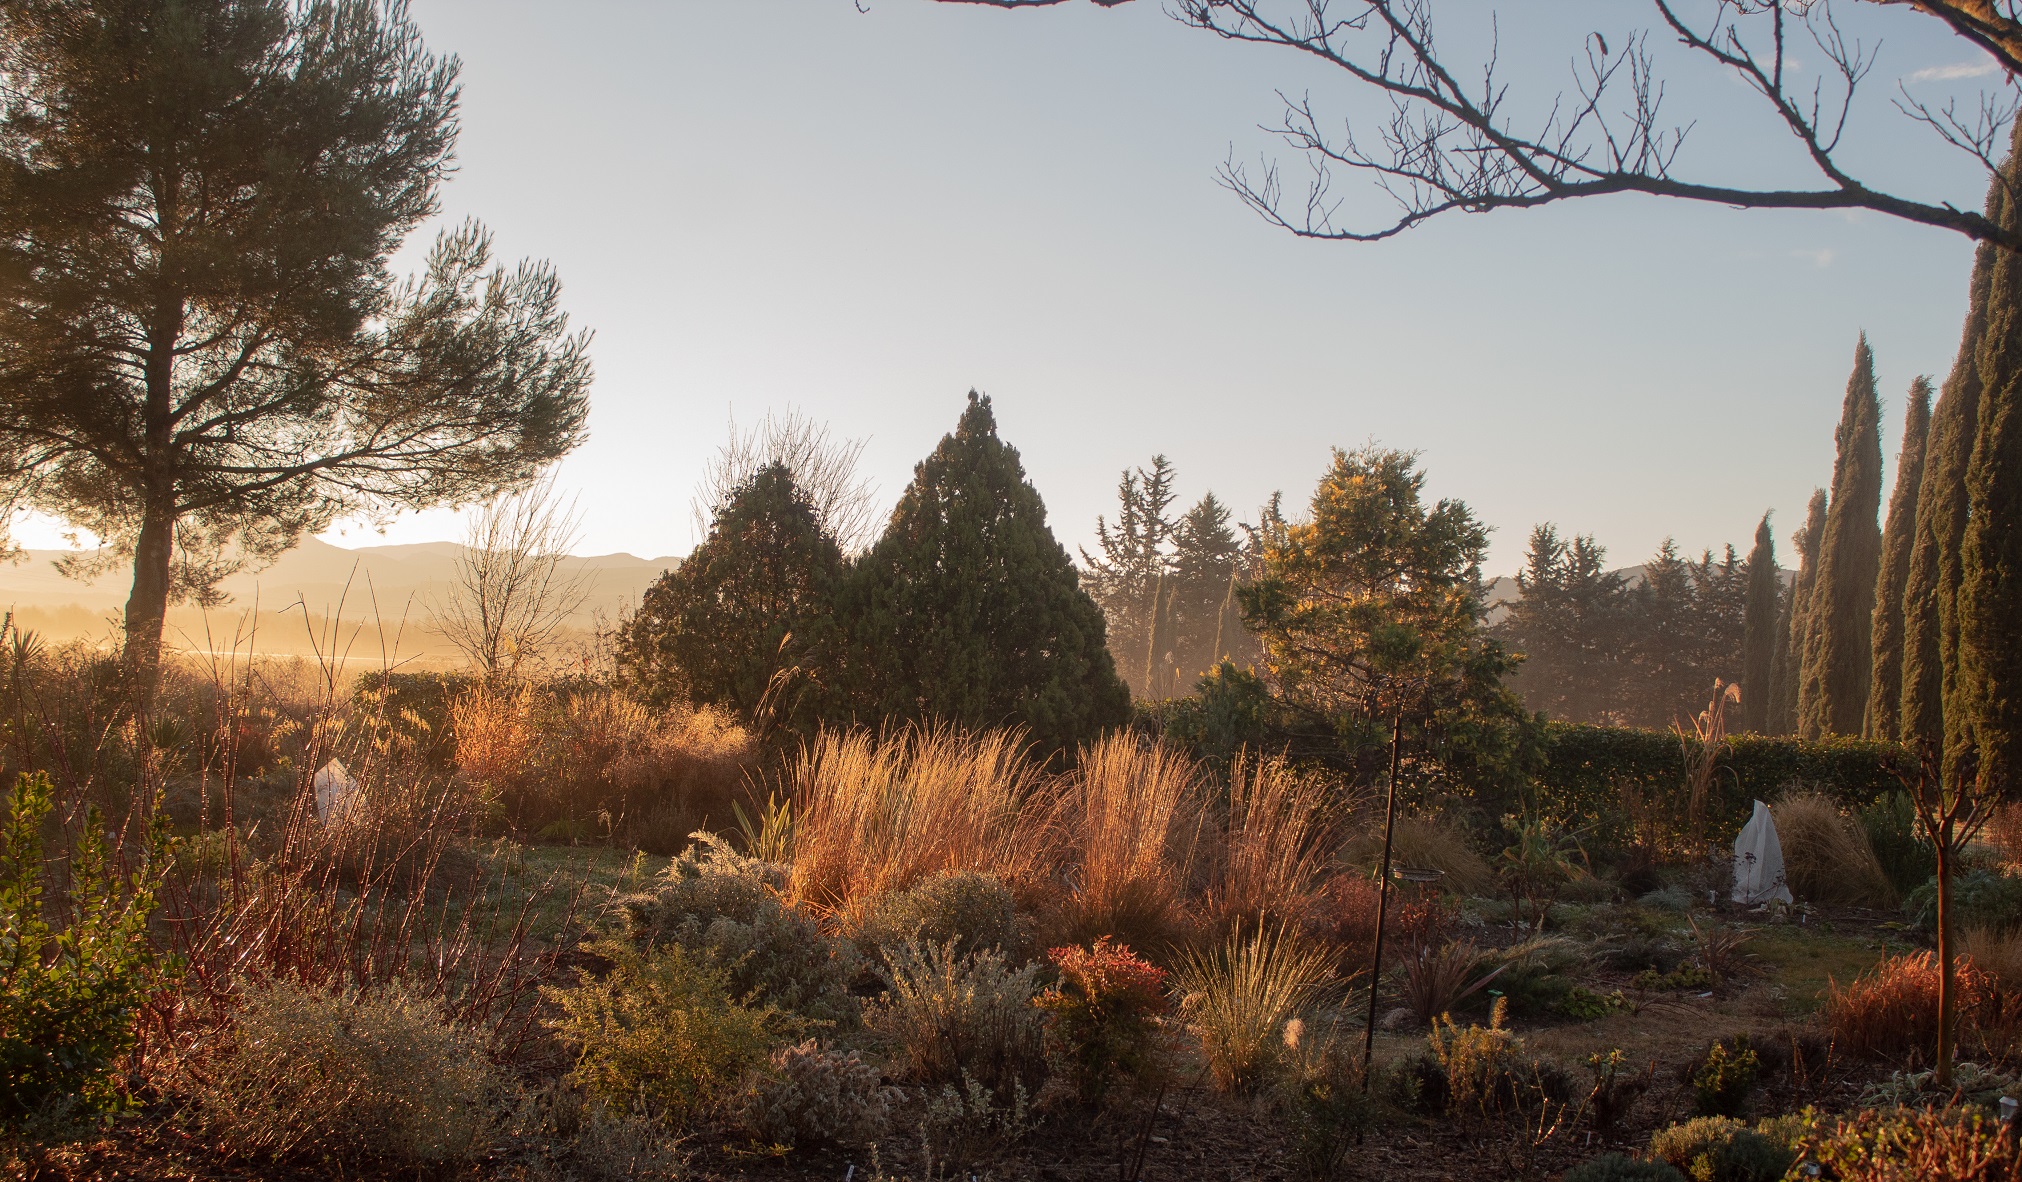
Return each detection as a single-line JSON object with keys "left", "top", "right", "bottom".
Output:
{"left": 1867, "top": 378, "right": 1934, "bottom": 740}
{"left": 1740, "top": 513, "right": 1779, "bottom": 734}
{"left": 1903, "top": 162, "right": 2012, "bottom": 759}
{"left": 1798, "top": 337, "right": 1886, "bottom": 738}
{"left": 1771, "top": 490, "right": 1827, "bottom": 735}
{"left": 1959, "top": 164, "right": 2022, "bottom": 788}
{"left": 844, "top": 391, "right": 1131, "bottom": 753}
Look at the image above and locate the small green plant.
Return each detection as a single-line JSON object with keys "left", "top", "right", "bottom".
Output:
{"left": 1649, "top": 1116, "right": 1793, "bottom": 1182}
{"left": 1279, "top": 1018, "right": 1379, "bottom": 1180}
{"left": 1557, "top": 986, "right": 1628, "bottom": 1021}
{"left": 1032, "top": 937, "right": 1169, "bottom": 1103}
{"left": 1560, "top": 1154, "right": 1686, "bottom": 1182}
{"left": 547, "top": 939, "right": 793, "bottom": 1126}
{"left": 732, "top": 792, "right": 794, "bottom": 864}
{"left": 1584, "top": 1049, "right": 1652, "bottom": 1137}
{"left": 919, "top": 1069, "right": 1032, "bottom": 1169}
{"left": 1795, "top": 1103, "right": 2018, "bottom": 1181}
{"left": 1861, "top": 790, "right": 1938, "bottom": 896}
{"left": 1689, "top": 1039, "right": 1760, "bottom": 1118}
{"left": 867, "top": 937, "right": 1045, "bottom": 1092}
{"left": 860, "top": 870, "right": 1022, "bottom": 963}
{"left": 1, "top": 771, "right": 173, "bottom": 1130}
{"left": 1632, "top": 964, "right": 1716, "bottom": 992}
{"left": 1174, "top": 924, "right": 1332, "bottom": 1094}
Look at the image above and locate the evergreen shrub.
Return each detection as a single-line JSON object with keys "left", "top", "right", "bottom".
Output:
{"left": 1033, "top": 937, "right": 1169, "bottom": 1103}
{"left": 859, "top": 870, "right": 1023, "bottom": 964}
{"left": 1649, "top": 1116, "right": 1793, "bottom": 1182}
{"left": 867, "top": 938, "right": 1046, "bottom": 1092}
{"left": 735, "top": 1040, "right": 896, "bottom": 1148}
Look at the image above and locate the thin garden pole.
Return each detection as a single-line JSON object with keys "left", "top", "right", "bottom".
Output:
{"left": 1362, "top": 713, "right": 1404, "bottom": 1089}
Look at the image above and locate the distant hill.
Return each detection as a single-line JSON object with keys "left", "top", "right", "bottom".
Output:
{"left": 0, "top": 537, "right": 679, "bottom": 665}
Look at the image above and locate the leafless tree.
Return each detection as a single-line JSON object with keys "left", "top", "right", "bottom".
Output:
{"left": 692, "top": 409, "right": 881, "bottom": 552}
{"left": 932, "top": 0, "right": 2022, "bottom": 253}
{"left": 432, "top": 473, "right": 589, "bottom": 680}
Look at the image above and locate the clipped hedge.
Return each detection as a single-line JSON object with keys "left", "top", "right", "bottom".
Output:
{"left": 1532, "top": 722, "right": 1907, "bottom": 848}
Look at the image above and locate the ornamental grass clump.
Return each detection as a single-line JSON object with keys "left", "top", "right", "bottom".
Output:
{"left": 1823, "top": 951, "right": 1990, "bottom": 1063}
{"left": 1055, "top": 732, "right": 1205, "bottom": 950}
{"left": 1033, "top": 937, "right": 1169, "bottom": 1103}
{"left": 1174, "top": 924, "right": 1332, "bottom": 1094}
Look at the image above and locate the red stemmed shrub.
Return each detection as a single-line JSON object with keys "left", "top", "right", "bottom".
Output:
{"left": 1033, "top": 937, "right": 1169, "bottom": 1102}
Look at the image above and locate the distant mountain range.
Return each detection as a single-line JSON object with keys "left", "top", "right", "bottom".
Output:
{"left": 0, "top": 538, "right": 679, "bottom": 663}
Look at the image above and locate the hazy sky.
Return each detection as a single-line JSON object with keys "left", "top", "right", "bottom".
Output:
{"left": 14, "top": 0, "right": 2007, "bottom": 575}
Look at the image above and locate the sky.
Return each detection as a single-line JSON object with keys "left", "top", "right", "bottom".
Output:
{"left": 11, "top": 0, "right": 2008, "bottom": 576}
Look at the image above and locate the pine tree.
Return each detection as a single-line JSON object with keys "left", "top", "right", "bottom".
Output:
{"left": 1771, "top": 490, "right": 1828, "bottom": 735}
{"left": 1959, "top": 161, "right": 2022, "bottom": 788}
{"left": 1740, "top": 514, "right": 1780, "bottom": 733}
{"left": 1081, "top": 456, "right": 1178, "bottom": 697}
{"left": 1799, "top": 337, "right": 1886, "bottom": 738}
{"left": 845, "top": 392, "right": 1130, "bottom": 753}
{"left": 1497, "top": 524, "right": 1631, "bottom": 723}
{"left": 1168, "top": 492, "right": 1253, "bottom": 684}
{"left": 1867, "top": 378, "right": 1934, "bottom": 740}
{"left": 616, "top": 464, "right": 845, "bottom": 728}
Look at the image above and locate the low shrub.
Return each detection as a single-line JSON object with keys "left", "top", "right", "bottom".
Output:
{"left": 181, "top": 977, "right": 508, "bottom": 1168}
{"left": 1279, "top": 1018, "right": 1380, "bottom": 1180}
{"left": 1775, "top": 792, "right": 1895, "bottom": 908}
{"left": 1906, "top": 867, "right": 2022, "bottom": 935}
{"left": 867, "top": 938, "right": 1045, "bottom": 1093}
{"left": 504, "top": 1084, "right": 686, "bottom": 1182}
{"left": 1033, "top": 937, "right": 1169, "bottom": 1103}
{"left": 546, "top": 940, "right": 792, "bottom": 1126}
{"left": 1583, "top": 1049, "right": 1652, "bottom": 1138}
{"left": 619, "top": 834, "right": 858, "bottom": 1026}
{"left": 1688, "top": 1039, "right": 1760, "bottom": 1118}
{"left": 735, "top": 1040, "right": 896, "bottom": 1148}
{"left": 1823, "top": 952, "right": 1991, "bottom": 1063}
{"left": 1, "top": 771, "right": 170, "bottom": 1130}
{"left": 1861, "top": 791, "right": 1938, "bottom": 898}
{"left": 1795, "top": 1104, "right": 2019, "bottom": 1182}
{"left": 1648, "top": 1116, "right": 1792, "bottom": 1182}
{"left": 1174, "top": 925, "right": 1332, "bottom": 1094}
{"left": 859, "top": 870, "right": 1022, "bottom": 963}
{"left": 919, "top": 1070, "right": 1033, "bottom": 1169}
{"left": 1561, "top": 1154, "right": 1686, "bottom": 1182}
{"left": 1428, "top": 997, "right": 1525, "bottom": 1117}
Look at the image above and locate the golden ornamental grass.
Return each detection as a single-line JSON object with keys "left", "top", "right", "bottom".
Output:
{"left": 1775, "top": 791, "right": 1896, "bottom": 909}
{"left": 1054, "top": 731, "right": 1205, "bottom": 948}
{"left": 1174, "top": 924, "right": 1334, "bottom": 1094}
{"left": 1209, "top": 753, "right": 1339, "bottom": 932}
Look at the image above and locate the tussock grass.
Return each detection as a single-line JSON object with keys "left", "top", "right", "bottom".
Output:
{"left": 1345, "top": 815, "right": 1494, "bottom": 896}
{"left": 1052, "top": 731, "right": 1205, "bottom": 949}
{"left": 1174, "top": 924, "right": 1334, "bottom": 1093}
{"left": 785, "top": 726, "right": 1047, "bottom": 925}
{"left": 1775, "top": 791, "right": 1896, "bottom": 909}
{"left": 1208, "top": 753, "right": 1339, "bottom": 934}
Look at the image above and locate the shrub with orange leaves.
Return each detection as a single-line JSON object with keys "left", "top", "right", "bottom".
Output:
{"left": 1033, "top": 938, "right": 1170, "bottom": 1102}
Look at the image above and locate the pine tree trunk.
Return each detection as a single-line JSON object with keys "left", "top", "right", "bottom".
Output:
{"left": 121, "top": 498, "right": 175, "bottom": 709}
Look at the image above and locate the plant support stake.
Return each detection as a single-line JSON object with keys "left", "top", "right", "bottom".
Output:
{"left": 1362, "top": 713, "right": 1404, "bottom": 1088}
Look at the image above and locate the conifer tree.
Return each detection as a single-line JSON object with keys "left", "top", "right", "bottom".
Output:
{"left": 1740, "top": 513, "right": 1779, "bottom": 734}
{"left": 1771, "top": 490, "right": 1828, "bottom": 735}
{"left": 1496, "top": 524, "right": 1631, "bottom": 724}
{"left": 1799, "top": 337, "right": 1885, "bottom": 738}
{"left": 1081, "top": 456, "right": 1177, "bottom": 697}
{"left": 1168, "top": 492, "right": 1253, "bottom": 681}
{"left": 1868, "top": 378, "right": 1934, "bottom": 740}
{"left": 616, "top": 464, "right": 844, "bottom": 728}
{"left": 845, "top": 392, "right": 1130, "bottom": 753}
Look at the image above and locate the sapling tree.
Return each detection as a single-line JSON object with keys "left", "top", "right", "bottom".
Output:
{"left": 1895, "top": 741, "right": 2002, "bottom": 1088}
{"left": 0, "top": 0, "right": 593, "bottom": 703}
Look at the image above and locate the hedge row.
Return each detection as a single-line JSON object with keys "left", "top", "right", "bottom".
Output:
{"left": 1532, "top": 722, "right": 1908, "bottom": 847}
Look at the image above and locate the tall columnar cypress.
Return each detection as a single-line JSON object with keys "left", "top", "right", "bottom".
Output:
{"left": 1798, "top": 337, "right": 1886, "bottom": 738}
{"left": 1771, "top": 490, "right": 1828, "bottom": 736}
{"left": 1867, "top": 378, "right": 1934, "bottom": 740}
{"left": 843, "top": 391, "right": 1131, "bottom": 753}
{"left": 1903, "top": 163, "right": 2012, "bottom": 760}
{"left": 1740, "top": 513, "right": 1779, "bottom": 733}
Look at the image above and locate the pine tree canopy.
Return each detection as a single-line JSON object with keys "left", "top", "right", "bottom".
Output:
{"left": 844, "top": 391, "right": 1129, "bottom": 754}
{"left": 617, "top": 464, "right": 844, "bottom": 729}
{"left": 1241, "top": 445, "right": 1515, "bottom": 747}
{"left": 1740, "top": 513, "right": 1780, "bottom": 733}
{"left": 1497, "top": 524, "right": 1630, "bottom": 723}
{"left": 1799, "top": 335, "right": 1885, "bottom": 738}
{"left": 1868, "top": 377, "right": 1933, "bottom": 740}
{"left": 0, "top": 0, "right": 592, "bottom": 698}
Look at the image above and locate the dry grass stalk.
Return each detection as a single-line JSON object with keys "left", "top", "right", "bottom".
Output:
{"left": 1774, "top": 791, "right": 1897, "bottom": 908}
{"left": 1054, "top": 731, "right": 1205, "bottom": 947}
{"left": 1209, "top": 753, "right": 1338, "bottom": 932}
{"left": 1987, "top": 801, "right": 2022, "bottom": 872}
{"left": 1824, "top": 952, "right": 1990, "bottom": 1063}
{"left": 785, "top": 726, "right": 1047, "bottom": 925}
{"left": 1174, "top": 924, "right": 1334, "bottom": 1093}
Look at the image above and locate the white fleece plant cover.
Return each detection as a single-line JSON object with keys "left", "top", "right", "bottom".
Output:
{"left": 313, "top": 759, "right": 359, "bottom": 825}
{"left": 1732, "top": 799, "right": 1793, "bottom": 905}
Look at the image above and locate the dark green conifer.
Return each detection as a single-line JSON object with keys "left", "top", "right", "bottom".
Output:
{"left": 844, "top": 392, "right": 1130, "bottom": 753}
{"left": 1169, "top": 492, "right": 1254, "bottom": 682}
{"left": 1740, "top": 514, "right": 1779, "bottom": 734}
{"left": 616, "top": 464, "right": 844, "bottom": 729}
{"left": 1798, "top": 337, "right": 1885, "bottom": 738}
{"left": 1867, "top": 378, "right": 1933, "bottom": 740}
{"left": 1770, "top": 490, "right": 1827, "bottom": 735}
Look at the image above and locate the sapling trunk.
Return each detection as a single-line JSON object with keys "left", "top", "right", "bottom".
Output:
{"left": 1935, "top": 822, "right": 1956, "bottom": 1088}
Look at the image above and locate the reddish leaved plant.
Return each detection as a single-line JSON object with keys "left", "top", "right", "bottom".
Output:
{"left": 1034, "top": 937, "right": 1170, "bottom": 1103}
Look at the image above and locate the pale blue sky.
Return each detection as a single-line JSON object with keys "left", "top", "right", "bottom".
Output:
{"left": 18, "top": 0, "right": 2006, "bottom": 574}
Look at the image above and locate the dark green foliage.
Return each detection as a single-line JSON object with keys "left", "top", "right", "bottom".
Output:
{"left": 860, "top": 871, "right": 1022, "bottom": 963}
{"left": 1688, "top": 1039, "right": 1760, "bottom": 1118}
{"left": 1771, "top": 491, "right": 1828, "bottom": 736}
{"left": 1562, "top": 1154, "right": 1686, "bottom": 1182}
{"left": 1528, "top": 722, "right": 1906, "bottom": 848}
{"left": 1497, "top": 524, "right": 1632, "bottom": 723}
{"left": 843, "top": 393, "right": 1130, "bottom": 754}
{"left": 0, "top": 1, "right": 591, "bottom": 689}
{"left": 1868, "top": 379, "right": 1933, "bottom": 741}
{"left": 1905, "top": 866, "right": 2022, "bottom": 934}
{"left": 1799, "top": 336, "right": 1884, "bottom": 739}
{"left": 617, "top": 464, "right": 844, "bottom": 728}
{"left": 1168, "top": 493, "right": 1257, "bottom": 683}
{"left": 1141, "top": 661, "right": 1280, "bottom": 767}
{"left": 1740, "top": 516, "right": 1780, "bottom": 734}
{"left": 1859, "top": 791, "right": 1939, "bottom": 896}
{"left": 1, "top": 772, "right": 171, "bottom": 1129}
{"left": 1650, "top": 1116, "right": 1793, "bottom": 1182}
